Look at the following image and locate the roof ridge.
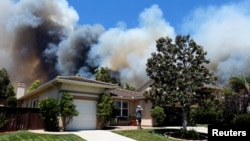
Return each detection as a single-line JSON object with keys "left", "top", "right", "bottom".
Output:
{"left": 57, "top": 75, "right": 118, "bottom": 86}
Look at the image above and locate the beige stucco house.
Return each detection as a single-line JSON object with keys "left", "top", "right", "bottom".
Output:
{"left": 17, "top": 76, "right": 154, "bottom": 130}
{"left": 108, "top": 79, "right": 154, "bottom": 126}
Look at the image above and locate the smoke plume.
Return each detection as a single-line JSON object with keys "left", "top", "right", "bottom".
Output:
{"left": 87, "top": 5, "right": 175, "bottom": 87}
{"left": 0, "top": 0, "right": 104, "bottom": 87}
{"left": 182, "top": 0, "right": 250, "bottom": 85}
{"left": 1, "top": 0, "right": 249, "bottom": 89}
{"left": 0, "top": 1, "right": 175, "bottom": 88}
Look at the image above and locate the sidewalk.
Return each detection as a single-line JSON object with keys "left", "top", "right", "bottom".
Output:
{"left": 107, "top": 125, "right": 208, "bottom": 133}
{"left": 29, "top": 126, "right": 208, "bottom": 141}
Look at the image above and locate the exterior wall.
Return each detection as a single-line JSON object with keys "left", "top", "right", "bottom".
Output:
{"left": 131, "top": 99, "right": 153, "bottom": 126}
{"left": 20, "top": 82, "right": 107, "bottom": 108}
{"left": 142, "top": 100, "right": 152, "bottom": 119}
{"left": 61, "top": 83, "right": 106, "bottom": 94}
{"left": 21, "top": 85, "right": 59, "bottom": 108}
{"left": 39, "top": 87, "right": 60, "bottom": 100}
{"left": 129, "top": 100, "right": 136, "bottom": 116}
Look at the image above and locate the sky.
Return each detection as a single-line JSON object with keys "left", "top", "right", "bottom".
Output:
{"left": 68, "top": 0, "right": 235, "bottom": 32}
{"left": 1, "top": 0, "right": 250, "bottom": 88}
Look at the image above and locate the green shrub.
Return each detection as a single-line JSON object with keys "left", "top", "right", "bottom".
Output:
{"left": 177, "top": 129, "right": 201, "bottom": 139}
{"left": 234, "top": 113, "right": 250, "bottom": 126}
{"left": 59, "top": 92, "right": 79, "bottom": 130}
{"left": 97, "top": 93, "right": 117, "bottom": 129}
{"left": 5, "top": 96, "right": 17, "bottom": 107}
{"left": 151, "top": 106, "right": 166, "bottom": 126}
{"left": 191, "top": 105, "right": 224, "bottom": 125}
{"left": 39, "top": 98, "right": 59, "bottom": 131}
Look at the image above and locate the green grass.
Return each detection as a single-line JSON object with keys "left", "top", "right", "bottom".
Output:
{"left": 196, "top": 124, "right": 208, "bottom": 127}
{"left": 0, "top": 131, "right": 86, "bottom": 141}
{"left": 113, "top": 129, "right": 179, "bottom": 141}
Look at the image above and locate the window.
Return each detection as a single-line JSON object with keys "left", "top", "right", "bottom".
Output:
{"left": 114, "top": 100, "right": 129, "bottom": 117}
{"left": 32, "top": 99, "right": 39, "bottom": 108}
{"left": 25, "top": 102, "right": 29, "bottom": 107}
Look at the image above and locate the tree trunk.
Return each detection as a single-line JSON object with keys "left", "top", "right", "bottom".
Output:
{"left": 182, "top": 106, "right": 187, "bottom": 131}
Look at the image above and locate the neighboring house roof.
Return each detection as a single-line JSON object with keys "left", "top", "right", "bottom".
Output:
{"left": 18, "top": 76, "right": 118, "bottom": 100}
{"left": 136, "top": 79, "right": 222, "bottom": 92}
{"left": 135, "top": 79, "right": 154, "bottom": 92}
{"left": 109, "top": 88, "right": 145, "bottom": 100}
{"left": 108, "top": 79, "right": 153, "bottom": 100}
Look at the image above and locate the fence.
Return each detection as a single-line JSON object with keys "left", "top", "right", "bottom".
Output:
{"left": 0, "top": 107, "right": 44, "bottom": 132}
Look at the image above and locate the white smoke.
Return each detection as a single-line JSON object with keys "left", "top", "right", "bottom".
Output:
{"left": 182, "top": 0, "right": 250, "bottom": 85}
{"left": 88, "top": 5, "right": 175, "bottom": 87}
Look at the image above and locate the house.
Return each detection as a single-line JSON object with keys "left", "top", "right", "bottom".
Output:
{"left": 16, "top": 76, "right": 154, "bottom": 130}
{"left": 17, "top": 76, "right": 118, "bottom": 130}
{"left": 109, "top": 88, "right": 152, "bottom": 126}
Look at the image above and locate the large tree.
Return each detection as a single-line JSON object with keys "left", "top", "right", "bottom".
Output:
{"left": 228, "top": 75, "right": 250, "bottom": 113}
{"left": 94, "top": 67, "right": 135, "bottom": 90}
{"left": 94, "top": 67, "right": 121, "bottom": 85}
{"left": 146, "top": 35, "right": 216, "bottom": 131}
{"left": 0, "top": 68, "right": 15, "bottom": 97}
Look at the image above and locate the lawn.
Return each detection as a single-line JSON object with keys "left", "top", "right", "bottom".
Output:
{"left": 113, "top": 129, "right": 180, "bottom": 141}
{"left": 0, "top": 131, "right": 86, "bottom": 141}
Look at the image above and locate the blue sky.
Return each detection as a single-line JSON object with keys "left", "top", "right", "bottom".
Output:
{"left": 67, "top": 0, "right": 234, "bottom": 32}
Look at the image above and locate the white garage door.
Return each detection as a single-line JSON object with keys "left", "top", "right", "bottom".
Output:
{"left": 65, "top": 99, "right": 97, "bottom": 130}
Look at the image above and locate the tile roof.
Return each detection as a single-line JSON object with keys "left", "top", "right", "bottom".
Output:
{"left": 57, "top": 76, "right": 118, "bottom": 86}
{"left": 135, "top": 79, "right": 154, "bottom": 92}
{"left": 109, "top": 88, "right": 145, "bottom": 99}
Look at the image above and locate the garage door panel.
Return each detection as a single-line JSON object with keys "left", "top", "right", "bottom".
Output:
{"left": 65, "top": 100, "right": 97, "bottom": 130}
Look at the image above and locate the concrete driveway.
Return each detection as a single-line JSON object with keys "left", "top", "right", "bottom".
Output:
{"left": 29, "top": 127, "right": 137, "bottom": 141}
{"left": 29, "top": 126, "right": 208, "bottom": 141}
{"left": 72, "top": 130, "right": 136, "bottom": 141}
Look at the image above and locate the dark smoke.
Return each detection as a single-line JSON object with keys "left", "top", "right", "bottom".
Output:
{"left": 0, "top": 1, "right": 175, "bottom": 89}
{"left": 0, "top": 0, "right": 104, "bottom": 87}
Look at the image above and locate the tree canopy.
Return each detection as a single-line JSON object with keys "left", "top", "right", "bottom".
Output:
{"left": 145, "top": 35, "right": 216, "bottom": 130}
{"left": 27, "top": 80, "right": 41, "bottom": 93}
{"left": 94, "top": 67, "right": 135, "bottom": 90}
{"left": 228, "top": 75, "right": 250, "bottom": 113}
{"left": 39, "top": 92, "right": 79, "bottom": 131}
{"left": 0, "top": 68, "right": 15, "bottom": 97}
{"left": 94, "top": 67, "right": 120, "bottom": 85}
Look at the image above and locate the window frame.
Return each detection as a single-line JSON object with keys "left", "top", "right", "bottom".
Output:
{"left": 114, "top": 100, "right": 129, "bottom": 117}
